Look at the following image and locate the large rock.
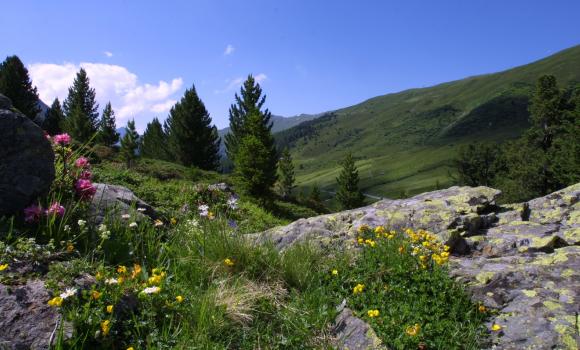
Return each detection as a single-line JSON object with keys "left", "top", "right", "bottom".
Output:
{"left": 89, "top": 183, "right": 158, "bottom": 225}
{"left": 257, "top": 184, "right": 580, "bottom": 349}
{"left": 0, "top": 280, "right": 69, "bottom": 349}
{"left": 0, "top": 94, "right": 55, "bottom": 217}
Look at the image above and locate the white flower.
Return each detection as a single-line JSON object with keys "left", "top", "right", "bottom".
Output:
{"left": 98, "top": 224, "right": 108, "bottom": 232}
{"left": 198, "top": 204, "right": 209, "bottom": 217}
{"left": 77, "top": 219, "right": 86, "bottom": 227}
{"left": 63, "top": 225, "right": 71, "bottom": 233}
{"left": 105, "top": 278, "right": 118, "bottom": 285}
{"left": 142, "top": 286, "right": 161, "bottom": 294}
{"left": 227, "top": 196, "right": 238, "bottom": 210}
{"left": 60, "top": 287, "right": 77, "bottom": 299}
{"left": 129, "top": 222, "right": 138, "bottom": 228}
{"left": 121, "top": 214, "right": 130, "bottom": 219}
{"left": 137, "top": 207, "right": 146, "bottom": 212}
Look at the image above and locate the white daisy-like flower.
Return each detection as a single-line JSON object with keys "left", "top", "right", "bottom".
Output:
{"left": 137, "top": 207, "right": 146, "bottom": 212}
{"left": 105, "top": 278, "right": 118, "bottom": 285}
{"left": 63, "top": 225, "right": 71, "bottom": 233}
{"left": 121, "top": 214, "right": 130, "bottom": 219}
{"left": 227, "top": 196, "right": 238, "bottom": 210}
{"left": 129, "top": 222, "right": 138, "bottom": 228}
{"left": 198, "top": 204, "right": 209, "bottom": 217}
{"left": 77, "top": 219, "right": 86, "bottom": 227}
{"left": 142, "top": 286, "right": 161, "bottom": 294}
{"left": 60, "top": 287, "right": 77, "bottom": 299}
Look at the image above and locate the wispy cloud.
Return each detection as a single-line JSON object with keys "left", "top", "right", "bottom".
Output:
{"left": 214, "top": 73, "right": 268, "bottom": 94}
{"left": 104, "top": 51, "right": 113, "bottom": 58}
{"left": 224, "top": 44, "right": 235, "bottom": 56}
{"left": 28, "top": 62, "right": 182, "bottom": 123}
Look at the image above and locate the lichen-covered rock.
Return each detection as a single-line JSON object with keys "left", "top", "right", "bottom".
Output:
{"left": 0, "top": 279, "right": 71, "bottom": 349}
{"left": 333, "top": 308, "right": 387, "bottom": 350}
{"left": 0, "top": 94, "right": 55, "bottom": 217}
{"left": 256, "top": 184, "right": 580, "bottom": 349}
{"left": 89, "top": 183, "right": 158, "bottom": 225}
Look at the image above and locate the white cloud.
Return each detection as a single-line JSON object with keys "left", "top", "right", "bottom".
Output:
{"left": 224, "top": 44, "right": 235, "bottom": 56}
{"left": 104, "top": 51, "right": 113, "bottom": 58}
{"left": 28, "top": 62, "right": 183, "bottom": 124}
{"left": 214, "top": 73, "right": 267, "bottom": 94}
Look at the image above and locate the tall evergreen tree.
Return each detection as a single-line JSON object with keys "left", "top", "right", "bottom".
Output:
{"left": 336, "top": 153, "right": 365, "bottom": 210}
{"left": 454, "top": 142, "right": 503, "bottom": 187}
{"left": 141, "top": 117, "right": 170, "bottom": 160}
{"left": 234, "top": 112, "right": 278, "bottom": 202}
{"left": 277, "top": 148, "right": 296, "bottom": 199}
{"left": 63, "top": 68, "right": 99, "bottom": 143}
{"left": 43, "top": 98, "right": 64, "bottom": 135}
{"left": 97, "top": 102, "right": 119, "bottom": 147}
{"left": 165, "top": 85, "right": 220, "bottom": 170}
{"left": 0, "top": 55, "right": 40, "bottom": 119}
{"left": 224, "top": 75, "right": 273, "bottom": 162}
{"left": 120, "top": 119, "right": 139, "bottom": 168}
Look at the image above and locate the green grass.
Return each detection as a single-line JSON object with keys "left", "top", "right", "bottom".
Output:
{"left": 277, "top": 45, "right": 580, "bottom": 198}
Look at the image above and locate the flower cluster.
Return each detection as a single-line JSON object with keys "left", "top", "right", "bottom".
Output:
{"left": 23, "top": 201, "right": 66, "bottom": 223}
{"left": 404, "top": 228, "right": 450, "bottom": 268}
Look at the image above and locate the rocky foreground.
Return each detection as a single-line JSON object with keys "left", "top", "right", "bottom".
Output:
{"left": 257, "top": 185, "right": 580, "bottom": 350}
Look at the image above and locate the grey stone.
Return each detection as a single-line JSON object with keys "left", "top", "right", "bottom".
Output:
{"left": 0, "top": 94, "right": 55, "bottom": 217}
{"left": 89, "top": 183, "right": 158, "bottom": 225}
{"left": 333, "top": 308, "right": 387, "bottom": 350}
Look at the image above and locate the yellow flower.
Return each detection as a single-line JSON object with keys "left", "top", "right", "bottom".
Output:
{"left": 357, "top": 237, "right": 364, "bottom": 244}
{"left": 208, "top": 211, "right": 215, "bottom": 220}
{"left": 66, "top": 243, "right": 74, "bottom": 253}
{"left": 175, "top": 295, "right": 184, "bottom": 303}
{"left": 0, "top": 263, "right": 8, "bottom": 271}
{"left": 117, "top": 276, "right": 124, "bottom": 284}
{"left": 405, "top": 323, "right": 421, "bottom": 336}
{"left": 419, "top": 255, "right": 428, "bottom": 263}
{"left": 374, "top": 226, "right": 385, "bottom": 235}
{"left": 106, "top": 305, "right": 114, "bottom": 313}
{"left": 117, "top": 265, "right": 127, "bottom": 274}
{"left": 491, "top": 324, "right": 502, "bottom": 331}
{"left": 48, "top": 296, "right": 63, "bottom": 307}
{"left": 127, "top": 347, "right": 135, "bottom": 350}
{"left": 353, "top": 283, "right": 365, "bottom": 295}
{"left": 91, "top": 290, "right": 102, "bottom": 300}
{"left": 101, "top": 320, "right": 111, "bottom": 336}
{"left": 131, "top": 264, "right": 142, "bottom": 279}
{"left": 95, "top": 271, "right": 103, "bottom": 280}
{"left": 367, "top": 309, "right": 380, "bottom": 318}
{"left": 152, "top": 268, "right": 163, "bottom": 276}
{"left": 443, "top": 245, "right": 450, "bottom": 252}
{"left": 170, "top": 217, "right": 177, "bottom": 225}
{"left": 224, "top": 258, "right": 234, "bottom": 267}
{"left": 331, "top": 269, "right": 338, "bottom": 276}
{"left": 154, "top": 219, "right": 164, "bottom": 227}
{"left": 478, "top": 305, "right": 487, "bottom": 313}
{"left": 148, "top": 275, "right": 162, "bottom": 285}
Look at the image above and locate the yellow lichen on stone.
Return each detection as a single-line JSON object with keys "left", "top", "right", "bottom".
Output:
{"left": 561, "top": 269, "right": 575, "bottom": 278}
{"left": 475, "top": 271, "right": 496, "bottom": 285}
{"left": 543, "top": 300, "right": 562, "bottom": 311}
{"left": 521, "top": 289, "right": 537, "bottom": 298}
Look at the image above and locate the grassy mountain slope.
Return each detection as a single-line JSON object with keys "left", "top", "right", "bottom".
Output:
{"left": 278, "top": 45, "right": 580, "bottom": 199}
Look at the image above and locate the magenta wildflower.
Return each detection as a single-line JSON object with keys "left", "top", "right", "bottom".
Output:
{"left": 53, "top": 133, "right": 71, "bottom": 145}
{"left": 46, "top": 202, "right": 66, "bottom": 218}
{"left": 75, "top": 179, "right": 97, "bottom": 200}
{"left": 79, "top": 170, "right": 92, "bottom": 180}
{"left": 74, "top": 157, "right": 90, "bottom": 168}
{"left": 24, "top": 204, "right": 43, "bottom": 223}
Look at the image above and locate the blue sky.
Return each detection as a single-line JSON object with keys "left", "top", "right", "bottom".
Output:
{"left": 1, "top": 0, "right": 579, "bottom": 131}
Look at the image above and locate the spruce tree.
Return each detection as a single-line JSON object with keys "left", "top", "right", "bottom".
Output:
{"left": 336, "top": 153, "right": 365, "bottom": 210}
{"left": 97, "top": 102, "right": 119, "bottom": 147}
{"left": 165, "top": 85, "right": 220, "bottom": 170}
{"left": 43, "top": 98, "right": 64, "bottom": 135}
{"left": 278, "top": 148, "right": 296, "bottom": 199}
{"left": 0, "top": 55, "right": 40, "bottom": 119}
{"left": 234, "top": 112, "right": 278, "bottom": 202}
{"left": 63, "top": 68, "right": 99, "bottom": 143}
{"left": 141, "top": 117, "right": 170, "bottom": 160}
{"left": 224, "top": 75, "right": 272, "bottom": 162}
{"left": 120, "top": 120, "right": 139, "bottom": 168}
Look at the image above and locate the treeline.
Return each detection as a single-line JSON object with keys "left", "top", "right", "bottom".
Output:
{"left": 455, "top": 75, "right": 579, "bottom": 202}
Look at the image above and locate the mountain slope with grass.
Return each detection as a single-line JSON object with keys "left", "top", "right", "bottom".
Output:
{"left": 277, "top": 45, "right": 580, "bottom": 199}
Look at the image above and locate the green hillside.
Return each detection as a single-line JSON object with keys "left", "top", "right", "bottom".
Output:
{"left": 278, "top": 45, "right": 580, "bottom": 199}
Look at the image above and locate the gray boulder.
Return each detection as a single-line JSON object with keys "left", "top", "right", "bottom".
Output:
{"left": 89, "top": 183, "right": 157, "bottom": 225}
{"left": 0, "top": 94, "right": 55, "bottom": 217}
{"left": 256, "top": 184, "right": 580, "bottom": 349}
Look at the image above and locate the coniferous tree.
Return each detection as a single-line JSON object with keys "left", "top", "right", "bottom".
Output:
{"left": 277, "top": 148, "right": 296, "bottom": 199}
{"left": 336, "top": 153, "right": 365, "bottom": 210}
{"left": 97, "top": 102, "right": 119, "bottom": 147}
{"left": 63, "top": 68, "right": 99, "bottom": 143}
{"left": 454, "top": 142, "right": 503, "bottom": 187}
{"left": 234, "top": 112, "right": 278, "bottom": 202}
{"left": 141, "top": 117, "right": 170, "bottom": 160}
{"left": 165, "top": 85, "right": 220, "bottom": 170}
{"left": 224, "top": 75, "right": 273, "bottom": 162}
{"left": 0, "top": 55, "right": 40, "bottom": 119}
{"left": 120, "top": 120, "right": 139, "bottom": 168}
{"left": 43, "top": 98, "right": 65, "bottom": 135}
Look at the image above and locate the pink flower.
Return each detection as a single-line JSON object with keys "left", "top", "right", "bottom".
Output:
{"left": 79, "top": 170, "right": 92, "bottom": 180}
{"left": 44, "top": 131, "right": 51, "bottom": 141}
{"left": 53, "top": 133, "right": 71, "bottom": 145}
{"left": 46, "top": 202, "right": 65, "bottom": 217}
{"left": 24, "top": 204, "right": 43, "bottom": 223}
{"left": 75, "top": 179, "right": 97, "bottom": 200}
{"left": 74, "top": 157, "right": 90, "bottom": 169}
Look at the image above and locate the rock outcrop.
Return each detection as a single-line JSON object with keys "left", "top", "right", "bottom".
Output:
{"left": 0, "top": 94, "right": 55, "bottom": 217}
{"left": 89, "top": 183, "right": 158, "bottom": 225}
{"left": 258, "top": 184, "right": 580, "bottom": 350}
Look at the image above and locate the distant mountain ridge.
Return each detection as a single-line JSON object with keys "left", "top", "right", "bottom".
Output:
{"left": 275, "top": 44, "right": 580, "bottom": 198}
